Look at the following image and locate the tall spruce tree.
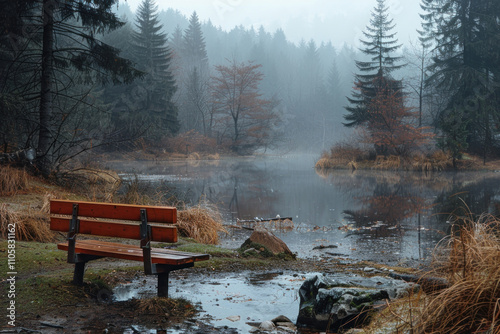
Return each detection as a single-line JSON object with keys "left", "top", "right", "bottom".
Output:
{"left": 127, "top": 0, "right": 179, "bottom": 140}
{"left": 179, "top": 11, "right": 210, "bottom": 133}
{"left": 421, "top": 0, "right": 500, "bottom": 163}
{"left": 183, "top": 12, "right": 208, "bottom": 71}
{"left": 344, "top": 0, "right": 405, "bottom": 128}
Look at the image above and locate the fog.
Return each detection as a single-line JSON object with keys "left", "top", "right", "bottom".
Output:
{"left": 122, "top": 0, "right": 421, "bottom": 48}
{"left": 104, "top": 0, "right": 427, "bottom": 154}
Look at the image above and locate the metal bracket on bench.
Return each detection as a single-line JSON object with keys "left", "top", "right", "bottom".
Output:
{"left": 67, "top": 203, "right": 80, "bottom": 263}
{"left": 140, "top": 209, "right": 154, "bottom": 275}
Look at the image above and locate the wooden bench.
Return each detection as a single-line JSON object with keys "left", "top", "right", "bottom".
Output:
{"left": 50, "top": 199, "right": 209, "bottom": 297}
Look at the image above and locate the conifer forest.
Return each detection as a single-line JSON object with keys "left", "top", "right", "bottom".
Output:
{"left": 1, "top": 0, "right": 500, "bottom": 174}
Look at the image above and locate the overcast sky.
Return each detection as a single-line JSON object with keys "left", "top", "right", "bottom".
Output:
{"left": 122, "top": 0, "right": 422, "bottom": 47}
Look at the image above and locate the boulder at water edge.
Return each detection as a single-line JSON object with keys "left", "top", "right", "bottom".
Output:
{"left": 240, "top": 226, "right": 295, "bottom": 258}
{"left": 296, "top": 274, "right": 419, "bottom": 331}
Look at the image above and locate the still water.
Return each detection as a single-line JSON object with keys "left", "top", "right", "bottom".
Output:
{"left": 106, "top": 155, "right": 500, "bottom": 264}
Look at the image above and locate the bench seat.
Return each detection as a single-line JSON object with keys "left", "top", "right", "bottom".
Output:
{"left": 57, "top": 239, "right": 209, "bottom": 265}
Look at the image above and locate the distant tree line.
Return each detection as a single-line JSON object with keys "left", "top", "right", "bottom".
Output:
{"left": 1, "top": 0, "right": 499, "bottom": 176}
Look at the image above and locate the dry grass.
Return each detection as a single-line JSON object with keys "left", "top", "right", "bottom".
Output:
{"left": 137, "top": 297, "right": 197, "bottom": 318}
{"left": 416, "top": 214, "right": 500, "bottom": 333}
{"left": 0, "top": 203, "right": 54, "bottom": 242}
{"left": 315, "top": 142, "right": 367, "bottom": 170}
{"left": 412, "top": 151, "right": 453, "bottom": 172}
{"left": 188, "top": 152, "right": 201, "bottom": 160}
{"left": 0, "top": 166, "right": 30, "bottom": 196}
{"left": 374, "top": 155, "right": 401, "bottom": 170}
{"left": 177, "top": 203, "right": 227, "bottom": 245}
{"left": 162, "top": 130, "right": 218, "bottom": 154}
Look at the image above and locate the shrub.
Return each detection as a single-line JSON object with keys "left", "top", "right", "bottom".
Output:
{"left": 163, "top": 130, "right": 219, "bottom": 154}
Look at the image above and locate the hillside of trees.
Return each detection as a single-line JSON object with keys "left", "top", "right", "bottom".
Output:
{"left": 1, "top": 0, "right": 499, "bottom": 175}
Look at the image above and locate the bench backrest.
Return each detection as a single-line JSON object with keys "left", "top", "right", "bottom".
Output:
{"left": 50, "top": 199, "right": 178, "bottom": 243}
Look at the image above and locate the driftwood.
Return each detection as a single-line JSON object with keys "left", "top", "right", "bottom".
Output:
{"left": 225, "top": 224, "right": 254, "bottom": 230}
{"left": 237, "top": 217, "right": 293, "bottom": 223}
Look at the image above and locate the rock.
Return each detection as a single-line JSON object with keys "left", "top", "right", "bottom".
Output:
{"left": 296, "top": 274, "right": 419, "bottom": 331}
{"left": 271, "top": 315, "right": 292, "bottom": 323}
{"left": 240, "top": 227, "right": 294, "bottom": 257}
{"left": 226, "top": 315, "right": 240, "bottom": 322}
{"left": 259, "top": 320, "right": 276, "bottom": 331}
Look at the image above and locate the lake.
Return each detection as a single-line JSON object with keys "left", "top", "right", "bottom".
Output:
{"left": 106, "top": 155, "right": 500, "bottom": 265}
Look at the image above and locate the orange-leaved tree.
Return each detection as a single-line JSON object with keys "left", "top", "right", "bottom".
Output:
{"left": 211, "top": 59, "right": 279, "bottom": 154}
{"left": 362, "top": 81, "right": 433, "bottom": 157}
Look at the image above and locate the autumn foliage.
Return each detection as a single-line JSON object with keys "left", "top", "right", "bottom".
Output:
{"left": 362, "top": 82, "right": 433, "bottom": 157}
{"left": 211, "top": 60, "right": 279, "bottom": 154}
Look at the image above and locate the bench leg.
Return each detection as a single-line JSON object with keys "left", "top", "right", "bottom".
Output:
{"left": 158, "top": 271, "right": 169, "bottom": 298}
{"left": 73, "top": 262, "right": 86, "bottom": 286}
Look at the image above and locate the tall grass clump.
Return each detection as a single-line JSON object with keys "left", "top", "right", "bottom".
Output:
{"left": 0, "top": 166, "right": 30, "bottom": 196}
{"left": 177, "top": 203, "right": 227, "bottom": 245}
{"left": 417, "top": 213, "right": 500, "bottom": 333}
{"left": 0, "top": 203, "right": 54, "bottom": 242}
{"left": 315, "top": 142, "right": 367, "bottom": 170}
{"left": 412, "top": 151, "right": 453, "bottom": 172}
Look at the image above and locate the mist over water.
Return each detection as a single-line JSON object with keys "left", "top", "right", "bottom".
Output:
{"left": 106, "top": 155, "right": 500, "bottom": 264}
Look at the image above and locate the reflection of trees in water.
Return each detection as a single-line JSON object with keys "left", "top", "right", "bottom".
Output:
{"left": 227, "top": 162, "right": 279, "bottom": 221}
{"left": 342, "top": 182, "right": 427, "bottom": 239}
{"left": 432, "top": 176, "right": 500, "bottom": 226}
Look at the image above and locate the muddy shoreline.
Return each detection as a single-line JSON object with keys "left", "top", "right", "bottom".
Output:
{"left": 13, "top": 250, "right": 421, "bottom": 334}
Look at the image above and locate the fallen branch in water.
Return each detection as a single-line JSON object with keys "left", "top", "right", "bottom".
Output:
{"left": 225, "top": 224, "right": 254, "bottom": 230}
{"left": 237, "top": 217, "right": 293, "bottom": 223}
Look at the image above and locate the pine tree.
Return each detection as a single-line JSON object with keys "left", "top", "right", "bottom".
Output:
{"left": 344, "top": 0, "right": 405, "bottom": 128}
{"left": 183, "top": 12, "right": 208, "bottom": 71}
{"left": 127, "top": 0, "right": 179, "bottom": 140}
{"left": 421, "top": 0, "right": 500, "bottom": 163}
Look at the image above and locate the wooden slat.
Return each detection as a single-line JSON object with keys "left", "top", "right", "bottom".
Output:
{"left": 57, "top": 240, "right": 209, "bottom": 265}
{"left": 50, "top": 199, "right": 177, "bottom": 224}
{"left": 77, "top": 240, "right": 210, "bottom": 261}
{"left": 51, "top": 217, "right": 178, "bottom": 243}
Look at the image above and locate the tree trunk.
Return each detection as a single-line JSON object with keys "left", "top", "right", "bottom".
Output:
{"left": 36, "top": 0, "right": 55, "bottom": 177}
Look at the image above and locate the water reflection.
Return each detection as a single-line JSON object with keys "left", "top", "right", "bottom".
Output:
{"left": 106, "top": 156, "right": 500, "bottom": 263}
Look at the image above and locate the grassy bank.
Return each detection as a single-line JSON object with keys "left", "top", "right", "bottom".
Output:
{"left": 314, "top": 142, "right": 500, "bottom": 172}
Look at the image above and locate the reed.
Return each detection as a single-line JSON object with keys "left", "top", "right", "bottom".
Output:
{"left": 416, "top": 213, "right": 500, "bottom": 333}
{"left": 315, "top": 142, "right": 367, "bottom": 170}
{"left": 373, "top": 155, "right": 401, "bottom": 170}
{"left": 177, "top": 203, "right": 227, "bottom": 245}
{"left": 0, "top": 203, "right": 54, "bottom": 242}
{"left": 0, "top": 165, "right": 30, "bottom": 196}
{"left": 412, "top": 151, "right": 453, "bottom": 172}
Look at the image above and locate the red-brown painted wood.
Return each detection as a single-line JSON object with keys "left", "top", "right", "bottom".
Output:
{"left": 50, "top": 199, "right": 177, "bottom": 224}
{"left": 50, "top": 217, "right": 178, "bottom": 242}
{"left": 57, "top": 240, "right": 209, "bottom": 265}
